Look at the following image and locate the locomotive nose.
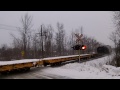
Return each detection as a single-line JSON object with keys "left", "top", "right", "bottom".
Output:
{"left": 97, "top": 46, "right": 111, "bottom": 54}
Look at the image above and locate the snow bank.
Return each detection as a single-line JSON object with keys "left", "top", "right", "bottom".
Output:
{"left": 42, "top": 55, "right": 120, "bottom": 79}
{"left": 102, "top": 65, "right": 120, "bottom": 76}
{"left": 84, "top": 55, "right": 113, "bottom": 68}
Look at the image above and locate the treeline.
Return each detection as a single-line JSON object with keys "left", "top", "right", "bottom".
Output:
{"left": 110, "top": 11, "right": 120, "bottom": 67}
{"left": 0, "top": 13, "right": 102, "bottom": 61}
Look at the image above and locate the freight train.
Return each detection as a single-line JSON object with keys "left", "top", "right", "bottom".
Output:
{"left": 0, "top": 45, "right": 111, "bottom": 74}
{"left": 0, "top": 53, "right": 98, "bottom": 74}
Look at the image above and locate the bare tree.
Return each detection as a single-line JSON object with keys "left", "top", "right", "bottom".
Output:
{"left": 10, "top": 13, "right": 33, "bottom": 59}
{"left": 68, "top": 31, "right": 77, "bottom": 55}
{"left": 0, "top": 44, "right": 13, "bottom": 61}
{"left": 32, "top": 33, "right": 38, "bottom": 58}
{"left": 19, "top": 13, "right": 33, "bottom": 59}
{"left": 110, "top": 11, "right": 120, "bottom": 67}
{"left": 55, "top": 22, "right": 66, "bottom": 56}
{"left": 44, "top": 25, "right": 54, "bottom": 57}
{"left": 11, "top": 34, "right": 22, "bottom": 59}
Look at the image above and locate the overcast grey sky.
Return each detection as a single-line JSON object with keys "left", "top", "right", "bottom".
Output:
{"left": 0, "top": 11, "right": 114, "bottom": 47}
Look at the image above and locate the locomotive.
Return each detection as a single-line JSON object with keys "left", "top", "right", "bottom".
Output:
{"left": 97, "top": 45, "right": 112, "bottom": 55}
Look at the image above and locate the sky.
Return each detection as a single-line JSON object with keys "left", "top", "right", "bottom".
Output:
{"left": 0, "top": 11, "right": 115, "bottom": 47}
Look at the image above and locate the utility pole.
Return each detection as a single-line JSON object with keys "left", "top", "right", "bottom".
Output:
{"left": 78, "top": 41, "right": 80, "bottom": 63}
{"left": 81, "top": 27, "right": 83, "bottom": 45}
{"left": 36, "top": 25, "right": 47, "bottom": 59}
{"left": 79, "top": 27, "right": 83, "bottom": 63}
{"left": 40, "top": 25, "right": 47, "bottom": 58}
{"left": 41, "top": 25, "right": 44, "bottom": 59}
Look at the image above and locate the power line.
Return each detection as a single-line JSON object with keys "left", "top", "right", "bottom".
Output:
{"left": 0, "top": 23, "right": 36, "bottom": 31}
{"left": 0, "top": 27, "right": 37, "bottom": 34}
{"left": 0, "top": 24, "right": 20, "bottom": 29}
{"left": 0, "top": 24, "right": 21, "bottom": 31}
{"left": 0, "top": 27, "right": 19, "bottom": 31}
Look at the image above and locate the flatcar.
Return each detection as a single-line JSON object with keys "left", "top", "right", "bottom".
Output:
{"left": 0, "top": 53, "right": 98, "bottom": 74}
{"left": 0, "top": 59, "right": 43, "bottom": 74}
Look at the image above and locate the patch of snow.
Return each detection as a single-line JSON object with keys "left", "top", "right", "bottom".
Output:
{"left": 41, "top": 55, "right": 120, "bottom": 79}
{"left": 0, "top": 54, "right": 90, "bottom": 66}
{"left": 102, "top": 65, "right": 120, "bottom": 76}
{"left": 42, "top": 54, "right": 90, "bottom": 60}
{"left": 0, "top": 59, "right": 41, "bottom": 66}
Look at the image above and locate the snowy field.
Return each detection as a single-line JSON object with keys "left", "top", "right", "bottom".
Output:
{"left": 40, "top": 54, "right": 120, "bottom": 79}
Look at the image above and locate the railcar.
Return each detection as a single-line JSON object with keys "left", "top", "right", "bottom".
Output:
{"left": 42, "top": 54, "right": 94, "bottom": 66}
{"left": 0, "top": 59, "right": 43, "bottom": 74}
{"left": 0, "top": 53, "right": 98, "bottom": 74}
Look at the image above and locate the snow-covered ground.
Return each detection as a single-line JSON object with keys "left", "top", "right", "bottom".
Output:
{"left": 41, "top": 54, "right": 120, "bottom": 79}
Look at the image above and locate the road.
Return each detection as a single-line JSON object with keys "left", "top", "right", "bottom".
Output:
{"left": 0, "top": 67, "right": 71, "bottom": 79}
